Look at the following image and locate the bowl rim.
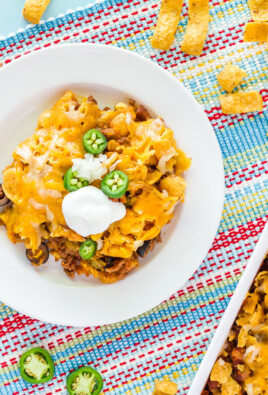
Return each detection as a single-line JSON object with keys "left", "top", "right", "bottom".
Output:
{"left": 0, "top": 43, "right": 225, "bottom": 326}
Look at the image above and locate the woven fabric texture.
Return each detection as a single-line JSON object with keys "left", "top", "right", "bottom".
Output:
{"left": 0, "top": 0, "right": 267, "bottom": 393}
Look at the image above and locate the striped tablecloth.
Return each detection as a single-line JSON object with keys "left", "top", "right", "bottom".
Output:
{"left": 0, "top": 0, "right": 267, "bottom": 393}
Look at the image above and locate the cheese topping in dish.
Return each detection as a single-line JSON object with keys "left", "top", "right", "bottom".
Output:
{"left": 0, "top": 92, "right": 191, "bottom": 283}
{"left": 204, "top": 255, "right": 268, "bottom": 395}
{"left": 62, "top": 186, "right": 126, "bottom": 237}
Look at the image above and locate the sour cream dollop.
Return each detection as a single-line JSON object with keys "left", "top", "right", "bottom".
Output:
{"left": 62, "top": 186, "right": 126, "bottom": 237}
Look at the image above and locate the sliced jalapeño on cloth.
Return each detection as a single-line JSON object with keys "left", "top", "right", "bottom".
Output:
{"left": 64, "top": 168, "right": 89, "bottom": 192}
{"left": 79, "top": 239, "right": 97, "bottom": 260}
{"left": 66, "top": 366, "right": 103, "bottom": 395}
{"left": 19, "top": 347, "right": 55, "bottom": 384}
{"left": 101, "top": 170, "right": 129, "bottom": 198}
{"left": 83, "top": 129, "right": 107, "bottom": 155}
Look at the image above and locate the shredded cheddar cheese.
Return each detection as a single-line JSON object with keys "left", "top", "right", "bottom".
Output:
{"left": 204, "top": 259, "right": 268, "bottom": 394}
{"left": 0, "top": 92, "right": 191, "bottom": 283}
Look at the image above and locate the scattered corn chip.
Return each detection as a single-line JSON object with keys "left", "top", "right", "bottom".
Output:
{"left": 151, "top": 0, "right": 183, "bottom": 50}
{"left": 217, "top": 63, "right": 247, "bottom": 93}
{"left": 220, "top": 91, "right": 263, "bottom": 114}
{"left": 221, "top": 377, "right": 242, "bottom": 394}
{"left": 181, "top": 0, "right": 209, "bottom": 56}
{"left": 243, "top": 293, "right": 259, "bottom": 314}
{"left": 237, "top": 327, "right": 248, "bottom": 348}
{"left": 152, "top": 379, "right": 178, "bottom": 395}
{"left": 243, "top": 22, "right": 268, "bottom": 42}
{"left": 23, "top": 0, "right": 51, "bottom": 24}
{"left": 210, "top": 358, "right": 232, "bottom": 384}
{"left": 249, "top": 0, "right": 268, "bottom": 22}
{"left": 250, "top": 303, "right": 264, "bottom": 326}
{"left": 205, "top": 269, "right": 268, "bottom": 394}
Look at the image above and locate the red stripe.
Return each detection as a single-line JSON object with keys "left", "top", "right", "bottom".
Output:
{"left": 102, "top": 327, "right": 216, "bottom": 391}
{"left": 226, "top": 166, "right": 268, "bottom": 189}
{"left": 210, "top": 216, "right": 267, "bottom": 251}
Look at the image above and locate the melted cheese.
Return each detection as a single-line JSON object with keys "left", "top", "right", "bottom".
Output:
{"left": 0, "top": 91, "right": 190, "bottom": 269}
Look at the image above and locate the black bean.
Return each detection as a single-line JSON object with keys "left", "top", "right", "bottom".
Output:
{"left": 104, "top": 256, "right": 114, "bottom": 268}
{"left": 26, "top": 243, "right": 49, "bottom": 265}
{"left": 137, "top": 240, "right": 151, "bottom": 257}
{"left": 0, "top": 184, "right": 10, "bottom": 206}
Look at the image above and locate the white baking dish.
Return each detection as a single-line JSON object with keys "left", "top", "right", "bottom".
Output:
{"left": 188, "top": 221, "right": 268, "bottom": 395}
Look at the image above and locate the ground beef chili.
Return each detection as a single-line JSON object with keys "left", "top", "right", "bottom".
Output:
{"left": 135, "top": 104, "right": 151, "bottom": 122}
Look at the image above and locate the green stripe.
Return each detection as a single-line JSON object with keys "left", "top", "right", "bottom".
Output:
{"left": 0, "top": 304, "right": 16, "bottom": 322}
{"left": 223, "top": 142, "right": 268, "bottom": 174}
{"left": 220, "top": 186, "right": 268, "bottom": 233}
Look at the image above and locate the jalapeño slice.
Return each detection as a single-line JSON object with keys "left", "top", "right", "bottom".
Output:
{"left": 64, "top": 168, "right": 89, "bottom": 192}
{"left": 66, "top": 366, "right": 103, "bottom": 395}
{"left": 101, "top": 170, "right": 129, "bottom": 198}
{"left": 83, "top": 129, "right": 107, "bottom": 155}
{"left": 79, "top": 239, "right": 97, "bottom": 260}
{"left": 19, "top": 347, "right": 55, "bottom": 384}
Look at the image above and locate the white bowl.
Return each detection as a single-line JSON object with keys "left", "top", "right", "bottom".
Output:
{"left": 189, "top": 222, "right": 268, "bottom": 394}
{"left": 0, "top": 44, "right": 224, "bottom": 326}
